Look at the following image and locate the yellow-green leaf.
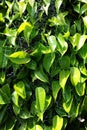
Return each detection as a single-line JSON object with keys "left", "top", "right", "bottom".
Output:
{"left": 59, "top": 70, "right": 70, "bottom": 90}
{"left": 75, "top": 82, "right": 85, "bottom": 96}
{"left": 28, "top": 0, "right": 35, "bottom": 8}
{"left": 7, "top": 51, "right": 31, "bottom": 64}
{"left": 14, "top": 81, "right": 26, "bottom": 99}
{"left": 35, "top": 87, "right": 46, "bottom": 113}
{"left": 18, "top": 22, "right": 32, "bottom": 34}
{"left": 70, "top": 67, "right": 80, "bottom": 86}
{"left": 52, "top": 115, "right": 63, "bottom": 130}
{"left": 63, "top": 97, "right": 73, "bottom": 113}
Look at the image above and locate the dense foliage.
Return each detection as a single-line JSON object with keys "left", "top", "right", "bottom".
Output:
{"left": 0, "top": 0, "right": 87, "bottom": 129}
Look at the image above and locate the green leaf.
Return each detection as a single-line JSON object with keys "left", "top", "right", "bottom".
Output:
{"left": 48, "top": 13, "right": 67, "bottom": 26}
{"left": 59, "top": 70, "right": 70, "bottom": 90}
{"left": 19, "top": 107, "right": 30, "bottom": 119}
{"left": 18, "top": 22, "right": 33, "bottom": 34}
{"left": 47, "top": 35, "right": 58, "bottom": 52}
{"left": 26, "top": 60, "right": 37, "bottom": 70}
{"left": 7, "top": 51, "right": 31, "bottom": 64}
{"left": 13, "top": 104, "right": 20, "bottom": 115}
{"left": 28, "top": 0, "right": 35, "bottom": 8}
{"left": 59, "top": 56, "right": 70, "bottom": 69}
{"left": 14, "top": 81, "right": 26, "bottom": 99}
{"left": 70, "top": 33, "right": 87, "bottom": 50}
{"left": 19, "top": 122, "right": 27, "bottom": 130}
{"left": 63, "top": 85, "right": 71, "bottom": 103}
{"left": 69, "top": 101, "right": 80, "bottom": 119}
{"left": 80, "top": 65, "right": 87, "bottom": 76}
{"left": 75, "top": 82, "right": 85, "bottom": 96}
{"left": 12, "top": 91, "right": 19, "bottom": 106}
{"left": 44, "top": 95, "right": 52, "bottom": 110}
{"left": 0, "top": 13, "right": 4, "bottom": 22}
{"left": 34, "top": 67, "right": 49, "bottom": 83}
{"left": 43, "top": 0, "right": 51, "bottom": 5}
{"left": 52, "top": 81, "right": 61, "bottom": 101}
{"left": 35, "top": 87, "right": 46, "bottom": 113}
{"left": 0, "top": 106, "right": 7, "bottom": 124}
{"left": 0, "top": 72, "right": 5, "bottom": 85}
{"left": 70, "top": 67, "right": 80, "bottom": 86}
{"left": 80, "top": 4, "right": 87, "bottom": 14}
{"left": 44, "top": 126, "right": 52, "bottom": 130}
{"left": 55, "top": 106, "right": 67, "bottom": 117}
{"left": 74, "top": 3, "right": 80, "bottom": 14}
{"left": 18, "top": 1, "right": 26, "bottom": 15}
{"left": 24, "top": 25, "right": 33, "bottom": 44}
{"left": 39, "top": 44, "right": 51, "bottom": 54}
{"left": 0, "top": 84, "right": 11, "bottom": 104}
{"left": 81, "top": 95, "right": 87, "bottom": 113}
{"left": 83, "top": 16, "right": 87, "bottom": 28}
{"left": 43, "top": 0, "right": 50, "bottom": 15}
{"left": 52, "top": 115, "right": 63, "bottom": 130}
{"left": 63, "top": 97, "right": 73, "bottom": 113}
{"left": 35, "top": 125, "right": 43, "bottom": 130}
{"left": 57, "top": 33, "right": 68, "bottom": 55}
{"left": 55, "top": 0, "right": 63, "bottom": 13}
{"left": 43, "top": 53, "right": 55, "bottom": 73}
{"left": 79, "top": 43, "right": 87, "bottom": 61}
{"left": 78, "top": 0, "right": 87, "bottom": 3}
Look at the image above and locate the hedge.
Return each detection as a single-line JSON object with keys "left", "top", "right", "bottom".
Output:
{"left": 0, "top": 0, "right": 87, "bottom": 129}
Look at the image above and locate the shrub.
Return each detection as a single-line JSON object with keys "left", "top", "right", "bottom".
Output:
{"left": 0, "top": 0, "right": 87, "bottom": 129}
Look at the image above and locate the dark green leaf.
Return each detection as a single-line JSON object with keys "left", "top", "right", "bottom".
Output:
{"left": 52, "top": 81, "right": 61, "bottom": 101}
{"left": 43, "top": 53, "right": 55, "bottom": 73}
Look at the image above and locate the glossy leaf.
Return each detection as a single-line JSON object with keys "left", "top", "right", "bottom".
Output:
{"left": 69, "top": 101, "right": 80, "bottom": 118}
{"left": 34, "top": 68, "right": 49, "bottom": 83}
{"left": 36, "top": 125, "right": 43, "bottom": 130}
{"left": 79, "top": 43, "right": 87, "bottom": 61}
{"left": 18, "top": 22, "right": 33, "bottom": 34}
{"left": 70, "top": 67, "right": 80, "bottom": 86}
{"left": 63, "top": 85, "right": 71, "bottom": 103}
{"left": 19, "top": 107, "right": 30, "bottom": 119}
{"left": 80, "top": 4, "right": 87, "bottom": 14}
{"left": 75, "top": 82, "right": 85, "bottom": 96}
{"left": 45, "top": 95, "right": 52, "bottom": 110}
{"left": 28, "top": 0, "right": 35, "bottom": 8}
{"left": 70, "top": 33, "right": 87, "bottom": 50}
{"left": 63, "top": 97, "right": 73, "bottom": 113}
{"left": 14, "top": 81, "right": 26, "bottom": 99}
{"left": 59, "top": 70, "right": 70, "bottom": 90}
{"left": 47, "top": 35, "right": 58, "bottom": 52}
{"left": 7, "top": 51, "right": 31, "bottom": 64}
{"left": 24, "top": 25, "right": 33, "bottom": 44}
{"left": 43, "top": 53, "right": 55, "bottom": 73}
{"left": 78, "top": 0, "right": 87, "bottom": 3}
{"left": 39, "top": 44, "right": 51, "bottom": 54}
{"left": 35, "top": 87, "right": 46, "bottom": 113}
{"left": 83, "top": 16, "right": 87, "bottom": 28}
{"left": 0, "top": 84, "right": 11, "bottom": 104}
{"left": 52, "top": 81, "right": 61, "bottom": 101}
{"left": 57, "top": 33, "right": 68, "bottom": 55}
{"left": 18, "top": 1, "right": 26, "bottom": 15}
{"left": 43, "top": 0, "right": 51, "bottom": 15}
{"left": 0, "top": 72, "right": 5, "bottom": 85}
{"left": 0, "top": 13, "right": 5, "bottom": 22}
{"left": 55, "top": 0, "right": 63, "bottom": 13}
{"left": 48, "top": 13, "right": 67, "bottom": 26}
{"left": 52, "top": 115, "right": 63, "bottom": 130}
{"left": 12, "top": 91, "right": 19, "bottom": 106}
